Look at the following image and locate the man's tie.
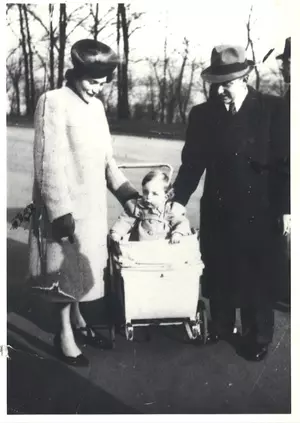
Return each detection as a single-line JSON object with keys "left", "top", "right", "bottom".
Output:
{"left": 229, "top": 101, "right": 237, "bottom": 115}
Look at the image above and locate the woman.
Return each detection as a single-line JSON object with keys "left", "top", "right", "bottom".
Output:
{"left": 28, "top": 39, "right": 138, "bottom": 366}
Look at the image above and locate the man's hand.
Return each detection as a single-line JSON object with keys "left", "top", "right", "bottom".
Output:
{"left": 282, "top": 214, "right": 291, "bottom": 236}
{"left": 170, "top": 232, "right": 183, "bottom": 244}
{"left": 171, "top": 201, "right": 186, "bottom": 216}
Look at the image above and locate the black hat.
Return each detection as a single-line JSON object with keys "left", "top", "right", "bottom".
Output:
{"left": 276, "top": 37, "right": 291, "bottom": 61}
{"left": 70, "top": 39, "right": 119, "bottom": 79}
{"left": 201, "top": 45, "right": 254, "bottom": 83}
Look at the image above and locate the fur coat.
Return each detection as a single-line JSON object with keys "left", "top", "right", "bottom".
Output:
{"left": 28, "top": 86, "right": 136, "bottom": 302}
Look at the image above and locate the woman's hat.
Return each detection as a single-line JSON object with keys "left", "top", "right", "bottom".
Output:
{"left": 276, "top": 37, "right": 291, "bottom": 61}
{"left": 70, "top": 39, "right": 119, "bottom": 79}
{"left": 201, "top": 45, "right": 254, "bottom": 83}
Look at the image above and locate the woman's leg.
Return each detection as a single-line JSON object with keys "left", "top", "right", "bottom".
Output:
{"left": 58, "top": 303, "right": 82, "bottom": 357}
{"left": 71, "top": 302, "right": 97, "bottom": 338}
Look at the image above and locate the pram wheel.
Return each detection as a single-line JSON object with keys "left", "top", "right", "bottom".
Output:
{"left": 184, "top": 320, "right": 199, "bottom": 340}
{"left": 196, "top": 300, "right": 208, "bottom": 344}
{"left": 125, "top": 323, "right": 134, "bottom": 341}
{"left": 109, "top": 324, "right": 116, "bottom": 349}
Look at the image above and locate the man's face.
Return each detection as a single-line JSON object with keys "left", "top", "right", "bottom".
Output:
{"left": 75, "top": 76, "right": 107, "bottom": 103}
{"left": 280, "top": 58, "right": 290, "bottom": 84}
{"left": 214, "top": 77, "right": 246, "bottom": 104}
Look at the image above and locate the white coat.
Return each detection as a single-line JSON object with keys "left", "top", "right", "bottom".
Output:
{"left": 28, "top": 86, "right": 135, "bottom": 302}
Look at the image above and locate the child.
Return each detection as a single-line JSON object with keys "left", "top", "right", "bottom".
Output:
{"left": 110, "top": 170, "right": 191, "bottom": 244}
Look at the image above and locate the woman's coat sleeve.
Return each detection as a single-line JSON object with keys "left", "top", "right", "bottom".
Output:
{"left": 33, "top": 93, "right": 73, "bottom": 222}
{"left": 102, "top": 107, "right": 138, "bottom": 205}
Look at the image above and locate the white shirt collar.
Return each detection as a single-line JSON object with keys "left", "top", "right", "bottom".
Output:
{"left": 224, "top": 86, "right": 248, "bottom": 112}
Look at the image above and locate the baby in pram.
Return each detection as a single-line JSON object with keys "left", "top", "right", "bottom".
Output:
{"left": 110, "top": 170, "right": 191, "bottom": 244}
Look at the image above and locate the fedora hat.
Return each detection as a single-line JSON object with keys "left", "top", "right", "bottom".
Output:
{"left": 201, "top": 45, "right": 254, "bottom": 83}
{"left": 70, "top": 39, "right": 119, "bottom": 79}
{"left": 276, "top": 37, "right": 291, "bottom": 60}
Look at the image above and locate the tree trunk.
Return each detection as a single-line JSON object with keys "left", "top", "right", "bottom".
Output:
{"left": 246, "top": 6, "right": 260, "bottom": 91}
{"left": 23, "top": 5, "right": 35, "bottom": 114}
{"left": 57, "top": 4, "right": 67, "bottom": 88}
{"left": 118, "top": 3, "right": 130, "bottom": 119}
{"left": 182, "top": 61, "right": 196, "bottom": 121}
{"left": 148, "top": 76, "right": 156, "bottom": 121}
{"left": 92, "top": 4, "right": 100, "bottom": 40}
{"left": 160, "top": 37, "right": 168, "bottom": 123}
{"left": 18, "top": 5, "right": 30, "bottom": 116}
{"left": 117, "top": 5, "right": 122, "bottom": 118}
{"left": 49, "top": 4, "right": 55, "bottom": 90}
{"left": 176, "top": 58, "right": 188, "bottom": 123}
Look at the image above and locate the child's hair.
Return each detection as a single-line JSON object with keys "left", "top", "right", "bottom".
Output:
{"left": 141, "top": 170, "right": 171, "bottom": 193}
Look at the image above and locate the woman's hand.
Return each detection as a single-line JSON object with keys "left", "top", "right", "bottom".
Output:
{"left": 123, "top": 198, "right": 139, "bottom": 216}
{"left": 52, "top": 213, "right": 75, "bottom": 244}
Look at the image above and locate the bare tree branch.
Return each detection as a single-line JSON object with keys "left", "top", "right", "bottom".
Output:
{"left": 246, "top": 5, "right": 260, "bottom": 90}
{"left": 66, "top": 13, "right": 90, "bottom": 38}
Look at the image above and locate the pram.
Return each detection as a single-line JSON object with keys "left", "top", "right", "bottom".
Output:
{"left": 108, "top": 163, "right": 208, "bottom": 346}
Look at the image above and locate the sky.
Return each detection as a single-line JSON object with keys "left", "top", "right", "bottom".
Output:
{"left": 6, "top": 0, "right": 293, "bottom": 69}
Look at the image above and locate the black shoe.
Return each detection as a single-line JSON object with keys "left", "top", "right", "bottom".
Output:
{"left": 54, "top": 334, "right": 90, "bottom": 367}
{"left": 206, "top": 329, "right": 240, "bottom": 346}
{"left": 205, "top": 331, "right": 220, "bottom": 344}
{"left": 237, "top": 341, "right": 269, "bottom": 362}
{"left": 74, "top": 326, "right": 112, "bottom": 349}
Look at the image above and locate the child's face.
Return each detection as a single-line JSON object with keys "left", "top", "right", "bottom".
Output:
{"left": 142, "top": 179, "right": 168, "bottom": 209}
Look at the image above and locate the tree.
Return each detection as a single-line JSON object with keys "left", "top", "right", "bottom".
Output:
{"left": 117, "top": 3, "right": 130, "bottom": 119}
{"left": 246, "top": 5, "right": 260, "bottom": 90}
{"left": 6, "top": 54, "right": 23, "bottom": 115}
{"left": 18, "top": 4, "right": 31, "bottom": 115}
{"left": 89, "top": 4, "right": 115, "bottom": 40}
{"left": 27, "top": 4, "right": 90, "bottom": 91}
{"left": 57, "top": 4, "right": 67, "bottom": 88}
{"left": 117, "top": 3, "right": 144, "bottom": 120}
{"left": 23, "top": 5, "right": 35, "bottom": 113}
{"left": 48, "top": 4, "right": 56, "bottom": 89}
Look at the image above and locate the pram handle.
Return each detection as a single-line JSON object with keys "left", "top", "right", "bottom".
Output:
{"left": 118, "top": 163, "right": 174, "bottom": 183}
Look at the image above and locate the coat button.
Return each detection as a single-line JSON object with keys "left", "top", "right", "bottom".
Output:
{"left": 148, "top": 230, "right": 153, "bottom": 235}
{"left": 248, "top": 216, "right": 255, "bottom": 224}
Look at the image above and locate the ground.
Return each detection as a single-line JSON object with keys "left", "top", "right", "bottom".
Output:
{"left": 6, "top": 127, "right": 291, "bottom": 416}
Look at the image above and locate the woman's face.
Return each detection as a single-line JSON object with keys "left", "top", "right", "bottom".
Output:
{"left": 75, "top": 76, "right": 107, "bottom": 103}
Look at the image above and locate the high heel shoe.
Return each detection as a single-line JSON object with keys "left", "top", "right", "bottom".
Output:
{"left": 74, "top": 326, "right": 112, "bottom": 349}
{"left": 53, "top": 334, "right": 90, "bottom": 367}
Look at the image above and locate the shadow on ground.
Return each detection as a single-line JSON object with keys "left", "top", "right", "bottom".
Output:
{"left": 7, "top": 330, "right": 138, "bottom": 414}
{"left": 7, "top": 209, "right": 291, "bottom": 415}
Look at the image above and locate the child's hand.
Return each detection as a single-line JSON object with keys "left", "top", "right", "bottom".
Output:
{"left": 170, "top": 232, "right": 183, "bottom": 244}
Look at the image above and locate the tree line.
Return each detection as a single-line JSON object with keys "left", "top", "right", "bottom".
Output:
{"left": 6, "top": 3, "right": 285, "bottom": 124}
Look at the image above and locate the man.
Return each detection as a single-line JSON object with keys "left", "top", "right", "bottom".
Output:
{"left": 276, "top": 37, "right": 291, "bottom": 303}
{"left": 173, "top": 45, "right": 289, "bottom": 361}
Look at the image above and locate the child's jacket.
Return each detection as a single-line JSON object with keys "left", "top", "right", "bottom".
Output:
{"left": 110, "top": 198, "right": 191, "bottom": 241}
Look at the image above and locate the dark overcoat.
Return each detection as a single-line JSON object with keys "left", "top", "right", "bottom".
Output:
{"left": 173, "top": 86, "right": 290, "bottom": 307}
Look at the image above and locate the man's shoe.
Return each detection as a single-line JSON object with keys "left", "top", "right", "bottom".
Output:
{"left": 237, "top": 341, "right": 269, "bottom": 362}
{"left": 205, "top": 329, "right": 240, "bottom": 346}
{"left": 205, "top": 331, "right": 220, "bottom": 344}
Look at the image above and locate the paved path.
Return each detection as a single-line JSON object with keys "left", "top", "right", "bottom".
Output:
{"left": 7, "top": 127, "right": 291, "bottom": 416}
